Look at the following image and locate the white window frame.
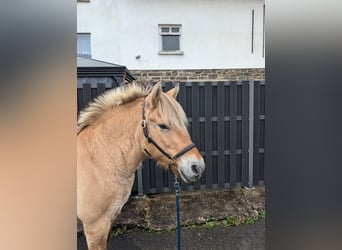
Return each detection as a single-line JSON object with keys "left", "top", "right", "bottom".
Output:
{"left": 77, "top": 33, "right": 92, "bottom": 58}
{"left": 158, "top": 24, "right": 184, "bottom": 55}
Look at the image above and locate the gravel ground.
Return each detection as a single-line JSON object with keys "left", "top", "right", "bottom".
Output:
{"left": 77, "top": 219, "right": 265, "bottom": 250}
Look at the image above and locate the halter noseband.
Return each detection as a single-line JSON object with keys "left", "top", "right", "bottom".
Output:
{"left": 141, "top": 96, "right": 196, "bottom": 170}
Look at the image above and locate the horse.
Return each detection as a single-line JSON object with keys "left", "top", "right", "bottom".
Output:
{"left": 77, "top": 82, "right": 205, "bottom": 250}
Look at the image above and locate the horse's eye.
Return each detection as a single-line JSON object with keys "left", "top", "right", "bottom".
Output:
{"left": 158, "top": 124, "right": 169, "bottom": 130}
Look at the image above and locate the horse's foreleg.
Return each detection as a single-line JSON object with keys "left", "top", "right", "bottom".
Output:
{"left": 83, "top": 218, "right": 111, "bottom": 250}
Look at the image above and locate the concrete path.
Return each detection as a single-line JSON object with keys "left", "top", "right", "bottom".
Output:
{"left": 77, "top": 219, "right": 265, "bottom": 250}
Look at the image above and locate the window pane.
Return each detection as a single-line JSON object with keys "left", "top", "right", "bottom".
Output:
{"left": 171, "top": 27, "right": 180, "bottom": 33}
{"left": 162, "top": 35, "right": 180, "bottom": 51}
{"left": 161, "top": 27, "right": 169, "bottom": 33}
{"left": 77, "top": 34, "right": 91, "bottom": 57}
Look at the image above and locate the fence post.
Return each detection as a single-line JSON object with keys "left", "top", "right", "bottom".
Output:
{"left": 137, "top": 167, "right": 144, "bottom": 196}
{"left": 248, "top": 80, "right": 255, "bottom": 188}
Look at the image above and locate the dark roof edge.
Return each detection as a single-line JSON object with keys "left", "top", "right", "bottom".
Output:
{"left": 77, "top": 67, "right": 136, "bottom": 82}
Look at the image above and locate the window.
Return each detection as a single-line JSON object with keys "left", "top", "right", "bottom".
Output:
{"left": 158, "top": 25, "right": 183, "bottom": 55}
{"left": 77, "top": 33, "right": 91, "bottom": 58}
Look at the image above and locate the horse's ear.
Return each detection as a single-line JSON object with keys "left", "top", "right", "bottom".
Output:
{"left": 150, "top": 81, "right": 162, "bottom": 107}
{"left": 166, "top": 83, "right": 179, "bottom": 99}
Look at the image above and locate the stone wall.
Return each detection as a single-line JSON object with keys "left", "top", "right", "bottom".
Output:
{"left": 130, "top": 68, "right": 265, "bottom": 84}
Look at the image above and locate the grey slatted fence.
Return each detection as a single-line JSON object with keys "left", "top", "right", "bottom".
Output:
{"left": 77, "top": 80, "right": 265, "bottom": 195}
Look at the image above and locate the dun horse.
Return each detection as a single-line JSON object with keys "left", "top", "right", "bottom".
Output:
{"left": 77, "top": 82, "right": 205, "bottom": 250}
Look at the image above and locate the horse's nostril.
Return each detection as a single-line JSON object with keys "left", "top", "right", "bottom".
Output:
{"left": 191, "top": 164, "right": 199, "bottom": 175}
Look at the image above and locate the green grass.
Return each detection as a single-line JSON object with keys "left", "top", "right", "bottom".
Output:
{"left": 245, "top": 216, "right": 257, "bottom": 225}
{"left": 203, "top": 221, "right": 218, "bottom": 229}
{"left": 186, "top": 210, "right": 265, "bottom": 231}
{"left": 111, "top": 225, "right": 129, "bottom": 237}
{"left": 225, "top": 216, "right": 242, "bottom": 226}
{"left": 187, "top": 220, "right": 197, "bottom": 229}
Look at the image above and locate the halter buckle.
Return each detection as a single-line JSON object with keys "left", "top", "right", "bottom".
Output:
{"left": 141, "top": 120, "right": 147, "bottom": 128}
{"left": 169, "top": 156, "right": 177, "bottom": 164}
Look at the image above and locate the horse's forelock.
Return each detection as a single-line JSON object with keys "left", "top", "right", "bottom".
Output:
{"left": 157, "top": 93, "right": 188, "bottom": 131}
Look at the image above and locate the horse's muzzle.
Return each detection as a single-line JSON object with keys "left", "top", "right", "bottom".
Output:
{"left": 178, "top": 156, "right": 205, "bottom": 183}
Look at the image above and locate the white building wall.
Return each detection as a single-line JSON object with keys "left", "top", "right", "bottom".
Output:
{"left": 77, "top": 0, "right": 265, "bottom": 70}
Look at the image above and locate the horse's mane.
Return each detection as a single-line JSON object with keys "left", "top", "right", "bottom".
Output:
{"left": 77, "top": 83, "right": 149, "bottom": 134}
{"left": 77, "top": 83, "right": 188, "bottom": 135}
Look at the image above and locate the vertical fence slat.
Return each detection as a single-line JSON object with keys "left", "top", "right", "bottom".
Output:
{"left": 167, "top": 172, "right": 174, "bottom": 192}
{"left": 260, "top": 80, "right": 266, "bottom": 183}
{"left": 229, "top": 81, "right": 237, "bottom": 187}
{"left": 224, "top": 82, "right": 230, "bottom": 185}
{"left": 178, "top": 83, "right": 189, "bottom": 191}
{"left": 217, "top": 82, "right": 225, "bottom": 188}
{"left": 142, "top": 159, "right": 151, "bottom": 194}
{"left": 241, "top": 81, "right": 250, "bottom": 187}
{"left": 178, "top": 82, "right": 186, "bottom": 106}
{"left": 212, "top": 85, "right": 218, "bottom": 187}
{"left": 248, "top": 80, "right": 255, "bottom": 188}
{"left": 192, "top": 82, "right": 200, "bottom": 190}
{"left": 97, "top": 83, "right": 106, "bottom": 95}
{"left": 155, "top": 164, "right": 163, "bottom": 193}
{"left": 82, "top": 83, "right": 92, "bottom": 106}
{"left": 204, "top": 81, "right": 213, "bottom": 189}
{"left": 91, "top": 87, "right": 97, "bottom": 99}
{"left": 253, "top": 81, "right": 261, "bottom": 185}
{"left": 77, "top": 88, "right": 83, "bottom": 115}
{"left": 137, "top": 167, "right": 144, "bottom": 196}
{"left": 164, "top": 81, "right": 173, "bottom": 91}
{"left": 132, "top": 172, "right": 139, "bottom": 195}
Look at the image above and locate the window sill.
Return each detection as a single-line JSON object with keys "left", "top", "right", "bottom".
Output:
{"left": 77, "top": 54, "right": 92, "bottom": 59}
{"left": 158, "top": 51, "right": 184, "bottom": 55}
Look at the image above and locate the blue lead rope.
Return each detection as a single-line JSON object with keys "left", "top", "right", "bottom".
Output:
{"left": 174, "top": 176, "right": 181, "bottom": 250}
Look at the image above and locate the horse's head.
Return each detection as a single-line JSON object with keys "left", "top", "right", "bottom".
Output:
{"left": 142, "top": 82, "right": 205, "bottom": 183}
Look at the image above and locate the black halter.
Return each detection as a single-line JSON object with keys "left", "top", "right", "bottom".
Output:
{"left": 141, "top": 96, "right": 196, "bottom": 170}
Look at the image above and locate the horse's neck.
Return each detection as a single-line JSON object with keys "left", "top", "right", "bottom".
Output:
{"left": 96, "top": 98, "right": 146, "bottom": 175}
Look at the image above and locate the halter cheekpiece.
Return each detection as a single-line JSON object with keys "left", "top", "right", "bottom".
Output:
{"left": 141, "top": 96, "right": 196, "bottom": 171}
